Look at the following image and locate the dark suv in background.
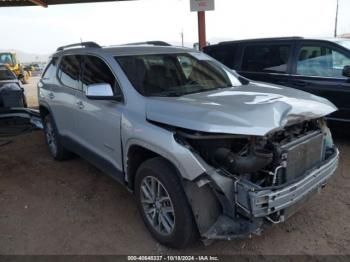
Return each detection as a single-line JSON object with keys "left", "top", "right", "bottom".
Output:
{"left": 203, "top": 37, "right": 350, "bottom": 124}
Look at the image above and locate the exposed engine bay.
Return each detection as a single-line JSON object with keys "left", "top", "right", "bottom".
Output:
{"left": 174, "top": 118, "right": 338, "bottom": 240}
{"left": 177, "top": 119, "right": 333, "bottom": 187}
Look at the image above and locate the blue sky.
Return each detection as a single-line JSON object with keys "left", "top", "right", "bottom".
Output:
{"left": 0, "top": 0, "right": 349, "bottom": 54}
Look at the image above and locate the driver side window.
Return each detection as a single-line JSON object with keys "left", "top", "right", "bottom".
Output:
{"left": 296, "top": 45, "right": 350, "bottom": 78}
{"left": 82, "top": 55, "right": 122, "bottom": 96}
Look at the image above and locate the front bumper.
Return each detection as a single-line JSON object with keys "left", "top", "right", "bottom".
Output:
{"left": 201, "top": 149, "right": 339, "bottom": 242}
{"left": 235, "top": 149, "right": 339, "bottom": 218}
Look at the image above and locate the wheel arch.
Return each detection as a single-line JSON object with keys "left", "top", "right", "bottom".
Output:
{"left": 39, "top": 103, "right": 60, "bottom": 136}
{"left": 125, "top": 143, "right": 185, "bottom": 192}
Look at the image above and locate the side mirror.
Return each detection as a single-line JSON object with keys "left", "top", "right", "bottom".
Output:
{"left": 342, "top": 65, "right": 350, "bottom": 78}
{"left": 18, "top": 74, "right": 24, "bottom": 80}
{"left": 85, "top": 83, "right": 121, "bottom": 101}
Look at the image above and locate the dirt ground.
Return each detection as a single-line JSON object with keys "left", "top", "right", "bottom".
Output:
{"left": 0, "top": 78, "right": 349, "bottom": 255}
{"left": 25, "top": 76, "right": 40, "bottom": 108}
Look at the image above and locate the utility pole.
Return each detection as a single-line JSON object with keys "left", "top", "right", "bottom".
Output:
{"left": 334, "top": 0, "right": 339, "bottom": 37}
{"left": 197, "top": 11, "right": 206, "bottom": 50}
{"left": 180, "top": 29, "right": 184, "bottom": 47}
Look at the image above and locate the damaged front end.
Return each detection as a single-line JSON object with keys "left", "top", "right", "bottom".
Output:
{"left": 176, "top": 119, "right": 339, "bottom": 243}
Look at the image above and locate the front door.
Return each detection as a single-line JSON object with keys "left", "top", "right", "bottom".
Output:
{"left": 74, "top": 55, "right": 124, "bottom": 181}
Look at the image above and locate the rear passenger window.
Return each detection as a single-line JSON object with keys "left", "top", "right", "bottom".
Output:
{"left": 241, "top": 44, "right": 291, "bottom": 73}
{"left": 82, "top": 55, "right": 121, "bottom": 95}
{"left": 42, "top": 58, "right": 58, "bottom": 80}
{"left": 57, "top": 55, "right": 82, "bottom": 90}
{"left": 205, "top": 45, "right": 236, "bottom": 68}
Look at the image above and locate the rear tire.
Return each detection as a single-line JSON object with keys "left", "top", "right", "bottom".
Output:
{"left": 43, "top": 114, "right": 71, "bottom": 161}
{"left": 135, "top": 157, "right": 198, "bottom": 248}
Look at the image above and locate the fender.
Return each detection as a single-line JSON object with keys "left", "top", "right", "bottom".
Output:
{"left": 124, "top": 138, "right": 189, "bottom": 182}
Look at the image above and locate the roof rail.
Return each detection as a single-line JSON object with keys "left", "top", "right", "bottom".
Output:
{"left": 56, "top": 42, "right": 101, "bottom": 51}
{"left": 124, "top": 41, "right": 171, "bottom": 46}
{"left": 218, "top": 36, "right": 304, "bottom": 45}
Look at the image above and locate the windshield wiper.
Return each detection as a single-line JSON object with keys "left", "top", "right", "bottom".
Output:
{"left": 151, "top": 85, "right": 231, "bottom": 97}
{"left": 183, "top": 86, "right": 230, "bottom": 95}
{"left": 150, "top": 91, "right": 186, "bottom": 97}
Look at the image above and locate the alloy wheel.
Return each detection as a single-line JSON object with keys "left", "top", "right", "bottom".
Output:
{"left": 140, "top": 176, "right": 176, "bottom": 236}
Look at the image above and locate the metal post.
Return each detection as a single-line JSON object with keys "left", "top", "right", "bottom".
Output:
{"left": 180, "top": 29, "right": 184, "bottom": 47}
{"left": 334, "top": 0, "right": 339, "bottom": 37}
{"left": 198, "top": 11, "right": 206, "bottom": 50}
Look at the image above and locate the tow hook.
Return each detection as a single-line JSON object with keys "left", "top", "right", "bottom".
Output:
{"left": 318, "top": 183, "right": 327, "bottom": 194}
{"left": 266, "top": 214, "right": 285, "bottom": 224}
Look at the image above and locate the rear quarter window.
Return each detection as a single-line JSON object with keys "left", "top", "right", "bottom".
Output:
{"left": 42, "top": 58, "right": 58, "bottom": 80}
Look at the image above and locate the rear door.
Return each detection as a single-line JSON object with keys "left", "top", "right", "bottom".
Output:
{"left": 44, "top": 55, "right": 82, "bottom": 139}
{"left": 289, "top": 40, "right": 350, "bottom": 122}
{"left": 237, "top": 42, "right": 293, "bottom": 86}
{"left": 74, "top": 54, "right": 124, "bottom": 180}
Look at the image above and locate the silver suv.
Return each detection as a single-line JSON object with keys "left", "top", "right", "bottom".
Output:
{"left": 38, "top": 42, "right": 339, "bottom": 248}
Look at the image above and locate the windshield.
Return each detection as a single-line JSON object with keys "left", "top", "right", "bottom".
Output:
{"left": 0, "top": 53, "right": 14, "bottom": 66}
{"left": 336, "top": 40, "right": 350, "bottom": 50}
{"left": 0, "top": 67, "right": 16, "bottom": 80}
{"left": 115, "top": 52, "right": 241, "bottom": 97}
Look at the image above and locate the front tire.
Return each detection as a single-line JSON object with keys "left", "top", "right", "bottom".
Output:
{"left": 135, "top": 157, "right": 197, "bottom": 248}
{"left": 43, "top": 114, "right": 71, "bottom": 161}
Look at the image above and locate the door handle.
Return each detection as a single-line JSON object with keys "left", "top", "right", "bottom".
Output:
{"left": 277, "top": 81, "right": 288, "bottom": 85}
{"left": 293, "top": 81, "right": 309, "bottom": 87}
{"left": 48, "top": 92, "right": 55, "bottom": 99}
{"left": 76, "top": 100, "right": 84, "bottom": 109}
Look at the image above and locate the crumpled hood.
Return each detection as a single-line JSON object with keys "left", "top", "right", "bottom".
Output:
{"left": 145, "top": 82, "right": 337, "bottom": 136}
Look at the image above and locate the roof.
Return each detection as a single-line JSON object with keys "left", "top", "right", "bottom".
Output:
{"left": 213, "top": 36, "right": 350, "bottom": 46}
{"left": 217, "top": 37, "right": 304, "bottom": 45}
{"left": 0, "top": 0, "right": 132, "bottom": 8}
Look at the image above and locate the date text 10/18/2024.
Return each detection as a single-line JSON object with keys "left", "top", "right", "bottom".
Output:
{"left": 127, "top": 256, "right": 220, "bottom": 261}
